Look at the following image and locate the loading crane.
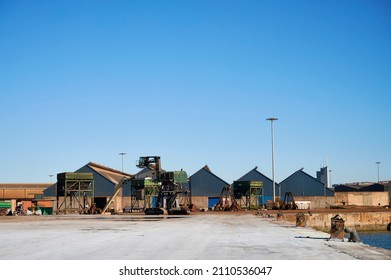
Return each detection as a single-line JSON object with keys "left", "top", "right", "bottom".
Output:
{"left": 135, "top": 156, "right": 190, "bottom": 215}
{"left": 279, "top": 192, "right": 298, "bottom": 210}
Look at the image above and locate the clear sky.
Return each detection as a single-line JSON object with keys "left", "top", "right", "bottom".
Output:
{"left": 1, "top": 0, "right": 390, "bottom": 185}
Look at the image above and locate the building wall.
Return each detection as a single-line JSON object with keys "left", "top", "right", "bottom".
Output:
{"left": 278, "top": 211, "right": 391, "bottom": 231}
{"left": 316, "top": 166, "right": 329, "bottom": 188}
{"left": 293, "top": 196, "right": 335, "bottom": 209}
{"left": 238, "top": 168, "right": 276, "bottom": 200}
{"left": 190, "top": 196, "right": 209, "bottom": 210}
{"left": 76, "top": 165, "right": 133, "bottom": 213}
{"left": 335, "top": 192, "right": 389, "bottom": 206}
{"left": 279, "top": 170, "right": 334, "bottom": 197}
{"left": 189, "top": 167, "right": 228, "bottom": 197}
{"left": 122, "top": 197, "right": 132, "bottom": 210}
{"left": 76, "top": 165, "right": 116, "bottom": 197}
{"left": 0, "top": 187, "right": 47, "bottom": 199}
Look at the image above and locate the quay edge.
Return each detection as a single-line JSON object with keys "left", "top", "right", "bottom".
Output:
{"left": 261, "top": 209, "right": 391, "bottom": 232}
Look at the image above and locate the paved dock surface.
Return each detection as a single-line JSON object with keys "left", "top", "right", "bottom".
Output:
{"left": 0, "top": 214, "right": 390, "bottom": 260}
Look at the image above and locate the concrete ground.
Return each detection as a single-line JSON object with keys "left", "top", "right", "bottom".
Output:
{"left": 0, "top": 213, "right": 390, "bottom": 260}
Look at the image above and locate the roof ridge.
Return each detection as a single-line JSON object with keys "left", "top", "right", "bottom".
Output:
{"left": 87, "top": 162, "right": 132, "bottom": 176}
{"left": 191, "top": 165, "right": 230, "bottom": 186}
{"left": 243, "top": 167, "right": 274, "bottom": 183}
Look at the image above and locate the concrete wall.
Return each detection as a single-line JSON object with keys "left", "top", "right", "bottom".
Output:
{"left": 335, "top": 192, "right": 389, "bottom": 206}
{"left": 278, "top": 211, "right": 391, "bottom": 231}
{"left": 294, "top": 196, "right": 335, "bottom": 209}
{"left": 122, "top": 197, "right": 132, "bottom": 209}
{"left": 190, "top": 196, "right": 209, "bottom": 210}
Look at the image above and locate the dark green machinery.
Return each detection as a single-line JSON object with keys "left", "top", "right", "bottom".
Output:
{"left": 135, "top": 156, "right": 190, "bottom": 215}
{"left": 130, "top": 178, "right": 159, "bottom": 211}
{"left": 56, "top": 172, "right": 94, "bottom": 214}
{"left": 233, "top": 180, "right": 263, "bottom": 210}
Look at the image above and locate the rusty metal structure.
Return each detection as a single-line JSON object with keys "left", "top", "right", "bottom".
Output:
{"left": 130, "top": 178, "right": 159, "bottom": 211}
{"left": 215, "top": 185, "right": 240, "bottom": 211}
{"left": 328, "top": 214, "right": 345, "bottom": 241}
{"left": 56, "top": 172, "right": 94, "bottom": 214}
{"left": 279, "top": 192, "right": 298, "bottom": 210}
{"left": 296, "top": 212, "right": 306, "bottom": 227}
{"left": 276, "top": 210, "right": 284, "bottom": 220}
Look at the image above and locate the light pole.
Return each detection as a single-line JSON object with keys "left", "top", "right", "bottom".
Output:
{"left": 119, "top": 153, "right": 127, "bottom": 172}
{"left": 376, "top": 162, "right": 380, "bottom": 183}
{"left": 266, "top": 117, "right": 278, "bottom": 203}
{"left": 328, "top": 169, "right": 332, "bottom": 188}
{"left": 49, "top": 174, "right": 54, "bottom": 183}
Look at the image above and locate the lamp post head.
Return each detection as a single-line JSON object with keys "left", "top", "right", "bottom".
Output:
{"left": 266, "top": 117, "right": 278, "bottom": 121}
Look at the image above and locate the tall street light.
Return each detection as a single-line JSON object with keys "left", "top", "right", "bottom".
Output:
{"left": 266, "top": 117, "right": 278, "bottom": 203}
{"left": 119, "top": 153, "right": 127, "bottom": 172}
{"left": 376, "top": 162, "right": 381, "bottom": 183}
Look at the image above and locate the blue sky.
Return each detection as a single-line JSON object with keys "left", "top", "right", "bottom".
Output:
{"left": 1, "top": 0, "right": 390, "bottom": 184}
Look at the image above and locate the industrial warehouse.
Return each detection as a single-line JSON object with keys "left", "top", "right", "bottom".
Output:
{"left": 0, "top": 155, "right": 390, "bottom": 261}
{"left": 1, "top": 156, "right": 390, "bottom": 215}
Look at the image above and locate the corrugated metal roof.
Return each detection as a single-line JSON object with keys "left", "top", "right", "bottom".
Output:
{"left": 237, "top": 167, "right": 274, "bottom": 184}
{"left": 279, "top": 168, "right": 324, "bottom": 185}
{"left": 190, "top": 165, "right": 229, "bottom": 185}
{"left": 237, "top": 167, "right": 277, "bottom": 197}
{"left": 189, "top": 165, "right": 229, "bottom": 196}
{"left": 335, "top": 183, "right": 388, "bottom": 192}
{"left": 279, "top": 168, "right": 334, "bottom": 196}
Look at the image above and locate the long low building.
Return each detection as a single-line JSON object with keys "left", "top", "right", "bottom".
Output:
{"left": 0, "top": 183, "right": 52, "bottom": 213}
{"left": 334, "top": 182, "right": 391, "bottom": 206}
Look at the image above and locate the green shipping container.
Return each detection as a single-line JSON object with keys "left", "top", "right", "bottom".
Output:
{"left": 0, "top": 201, "right": 11, "bottom": 208}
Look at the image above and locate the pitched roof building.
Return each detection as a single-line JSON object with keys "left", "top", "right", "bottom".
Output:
{"left": 237, "top": 167, "right": 277, "bottom": 202}
{"left": 279, "top": 168, "right": 334, "bottom": 197}
{"left": 43, "top": 162, "right": 133, "bottom": 211}
{"left": 188, "top": 165, "right": 229, "bottom": 197}
{"left": 185, "top": 165, "right": 229, "bottom": 209}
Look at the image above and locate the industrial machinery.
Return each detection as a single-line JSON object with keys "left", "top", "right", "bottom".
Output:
{"left": 215, "top": 185, "right": 240, "bottom": 211}
{"left": 233, "top": 180, "right": 263, "bottom": 210}
{"left": 56, "top": 172, "right": 94, "bottom": 214}
{"left": 296, "top": 212, "right": 306, "bottom": 227}
{"left": 279, "top": 192, "right": 298, "bottom": 210}
{"left": 328, "top": 214, "right": 345, "bottom": 241}
{"left": 135, "top": 156, "right": 190, "bottom": 215}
